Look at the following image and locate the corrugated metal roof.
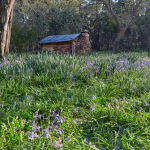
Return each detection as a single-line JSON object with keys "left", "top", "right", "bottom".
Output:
{"left": 39, "top": 33, "right": 81, "bottom": 44}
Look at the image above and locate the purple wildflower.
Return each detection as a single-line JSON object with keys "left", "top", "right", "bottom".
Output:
{"left": 59, "top": 128, "right": 64, "bottom": 135}
{"left": 33, "top": 111, "right": 42, "bottom": 120}
{"left": 56, "top": 113, "right": 60, "bottom": 117}
{"left": 27, "top": 132, "right": 38, "bottom": 140}
{"left": 107, "top": 64, "right": 114, "bottom": 72}
{"left": 45, "top": 132, "right": 49, "bottom": 139}
{"left": 53, "top": 140, "right": 57, "bottom": 147}
{"left": 18, "top": 68, "right": 20, "bottom": 73}
{"left": 2, "top": 57, "right": 6, "bottom": 62}
{"left": 145, "top": 101, "right": 150, "bottom": 106}
{"left": 59, "top": 116, "right": 65, "bottom": 123}
{"left": 116, "top": 104, "right": 119, "bottom": 109}
{"left": 118, "top": 125, "right": 122, "bottom": 131}
{"left": 122, "top": 98, "right": 128, "bottom": 104}
{"left": 55, "top": 115, "right": 60, "bottom": 121}
{"left": 74, "top": 107, "right": 79, "bottom": 113}
{"left": 58, "top": 138, "right": 61, "bottom": 143}
{"left": 90, "top": 105, "right": 95, "bottom": 111}
{"left": 51, "top": 121, "right": 55, "bottom": 126}
{"left": 32, "top": 124, "right": 40, "bottom": 132}
{"left": 89, "top": 142, "right": 96, "bottom": 148}
{"left": 43, "top": 129, "right": 49, "bottom": 139}
{"left": 91, "top": 95, "right": 96, "bottom": 100}
{"left": 48, "top": 126, "right": 52, "bottom": 132}
{"left": 84, "top": 138, "right": 87, "bottom": 143}
{"left": 54, "top": 128, "right": 58, "bottom": 132}
{"left": 139, "top": 107, "right": 143, "bottom": 113}
{"left": 53, "top": 138, "right": 63, "bottom": 149}
{"left": 73, "top": 119, "right": 78, "bottom": 124}
{"left": 65, "top": 138, "right": 70, "bottom": 142}
{"left": 51, "top": 109, "right": 56, "bottom": 116}
{"left": 99, "top": 79, "right": 103, "bottom": 84}
{"left": 115, "top": 146, "right": 120, "bottom": 150}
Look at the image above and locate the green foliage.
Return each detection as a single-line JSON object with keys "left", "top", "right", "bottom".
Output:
{"left": 0, "top": 51, "right": 150, "bottom": 149}
{"left": 11, "top": 0, "right": 150, "bottom": 52}
{"left": 11, "top": 24, "right": 39, "bottom": 52}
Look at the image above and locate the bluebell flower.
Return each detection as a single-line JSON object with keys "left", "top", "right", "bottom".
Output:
{"left": 73, "top": 119, "right": 78, "bottom": 124}
{"left": 18, "top": 68, "right": 20, "bottom": 73}
{"left": 56, "top": 113, "right": 60, "bottom": 117}
{"left": 87, "top": 75, "right": 89, "bottom": 79}
{"left": 84, "top": 138, "right": 87, "bottom": 143}
{"left": 74, "top": 107, "right": 79, "bottom": 113}
{"left": 55, "top": 115, "right": 60, "bottom": 121}
{"left": 90, "top": 105, "right": 95, "bottom": 111}
{"left": 48, "top": 126, "right": 52, "bottom": 132}
{"left": 91, "top": 95, "right": 96, "bottom": 100}
{"left": 32, "top": 124, "right": 40, "bottom": 132}
{"left": 65, "top": 138, "right": 70, "bottom": 141}
{"left": 51, "top": 121, "right": 55, "bottom": 126}
{"left": 52, "top": 109, "right": 56, "bottom": 116}
{"left": 118, "top": 125, "right": 122, "bottom": 131}
{"left": 27, "top": 132, "right": 38, "bottom": 140}
{"left": 53, "top": 138, "right": 63, "bottom": 149}
{"left": 43, "top": 129, "right": 49, "bottom": 139}
{"left": 99, "top": 80, "right": 103, "bottom": 84}
{"left": 59, "top": 128, "right": 64, "bottom": 135}
{"left": 54, "top": 126, "right": 59, "bottom": 132}
{"left": 2, "top": 57, "right": 6, "bottom": 62}
{"left": 33, "top": 111, "right": 42, "bottom": 120}
{"left": 107, "top": 64, "right": 114, "bottom": 72}
{"left": 59, "top": 116, "right": 65, "bottom": 123}
{"left": 44, "top": 132, "right": 49, "bottom": 139}
{"left": 115, "top": 146, "right": 120, "bottom": 150}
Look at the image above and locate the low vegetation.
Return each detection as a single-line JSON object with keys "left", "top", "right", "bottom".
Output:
{"left": 0, "top": 51, "right": 150, "bottom": 150}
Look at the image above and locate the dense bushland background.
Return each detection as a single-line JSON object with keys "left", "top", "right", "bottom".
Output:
{"left": 11, "top": 0, "right": 150, "bottom": 52}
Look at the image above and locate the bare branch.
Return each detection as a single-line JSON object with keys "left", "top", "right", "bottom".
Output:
{"left": 100, "top": 0, "right": 122, "bottom": 28}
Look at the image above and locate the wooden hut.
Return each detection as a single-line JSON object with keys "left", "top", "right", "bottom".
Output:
{"left": 39, "top": 30, "right": 91, "bottom": 54}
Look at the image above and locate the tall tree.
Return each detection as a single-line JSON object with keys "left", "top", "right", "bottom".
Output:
{"left": 0, "top": 0, "right": 15, "bottom": 58}
{"left": 98, "top": 0, "right": 144, "bottom": 51}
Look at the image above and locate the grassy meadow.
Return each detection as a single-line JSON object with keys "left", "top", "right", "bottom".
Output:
{"left": 0, "top": 51, "right": 150, "bottom": 150}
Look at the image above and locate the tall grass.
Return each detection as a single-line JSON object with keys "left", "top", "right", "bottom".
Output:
{"left": 0, "top": 51, "right": 150, "bottom": 150}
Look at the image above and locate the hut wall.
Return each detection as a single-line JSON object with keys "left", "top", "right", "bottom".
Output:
{"left": 41, "top": 42, "right": 71, "bottom": 54}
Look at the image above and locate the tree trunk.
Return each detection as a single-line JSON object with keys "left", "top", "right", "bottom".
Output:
{"left": 101, "top": 0, "right": 143, "bottom": 52}
{"left": 113, "top": 17, "right": 133, "bottom": 52}
{"left": 0, "top": 0, "right": 15, "bottom": 58}
{"left": 113, "top": 27, "right": 127, "bottom": 51}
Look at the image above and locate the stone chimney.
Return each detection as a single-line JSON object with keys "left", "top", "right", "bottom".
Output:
{"left": 81, "top": 29, "right": 89, "bottom": 37}
{"left": 81, "top": 29, "right": 90, "bottom": 42}
{"left": 80, "top": 29, "right": 91, "bottom": 54}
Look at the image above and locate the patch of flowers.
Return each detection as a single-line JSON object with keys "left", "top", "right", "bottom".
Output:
{"left": 134, "top": 58, "right": 150, "bottom": 71}
{"left": 26, "top": 96, "right": 97, "bottom": 149}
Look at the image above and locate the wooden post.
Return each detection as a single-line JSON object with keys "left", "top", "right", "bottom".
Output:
{"left": 71, "top": 41, "right": 75, "bottom": 54}
{"left": 0, "top": 0, "right": 15, "bottom": 58}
